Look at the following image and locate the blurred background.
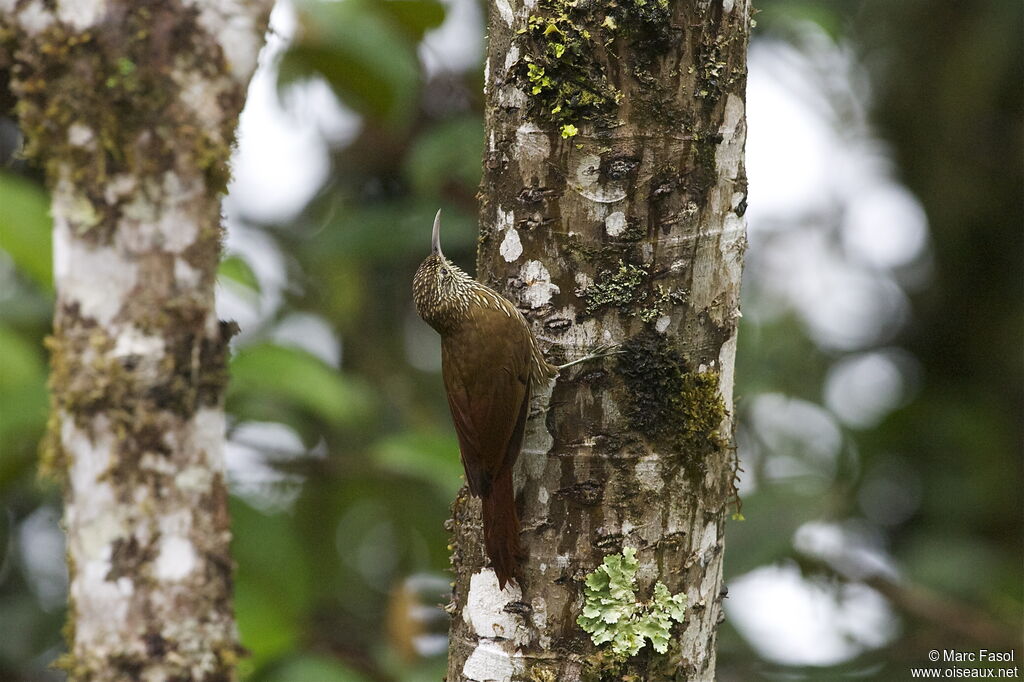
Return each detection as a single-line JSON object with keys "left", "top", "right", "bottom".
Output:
{"left": 0, "top": 0, "right": 1020, "bottom": 679}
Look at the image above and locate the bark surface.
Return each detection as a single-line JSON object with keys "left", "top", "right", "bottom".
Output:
{"left": 447, "top": 1, "right": 750, "bottom": 680}
{"left": 1, "top": 1, "right": 271, "bottom": 679}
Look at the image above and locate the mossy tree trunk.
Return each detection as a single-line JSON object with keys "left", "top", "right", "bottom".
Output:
{"left": 447, "top": 1, "right": 750, "bottom": 680}
{"left": 1, "top": 2, "right": 271, "bottom": 679}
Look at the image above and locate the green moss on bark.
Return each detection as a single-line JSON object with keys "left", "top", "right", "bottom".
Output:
{"left": 10, "top": 4, "right": 239, "bottom": 245}
{"left": 513, "top": 2, "right": 621, "bottom": 134}
{"left": 617, "top": 332, "right": 726, "bottom": 474}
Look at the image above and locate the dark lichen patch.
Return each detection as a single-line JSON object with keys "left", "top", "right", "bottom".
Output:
{"left": 581, "top": 651, "right": 630, "bottom": 682}
{"left": 106, "top": 535, "right": 154, "bottom": 581}
{"left": 617, "top": 332, "right": 725, "bottom": 473}
{"left": 606, "top": 0, "right": 674, "bottom": 59}
{"left": 694, "top": 26, "right": 743, "bottom": 103}
{"left": 616, "top": 218, "right": 647, "bottom": 242}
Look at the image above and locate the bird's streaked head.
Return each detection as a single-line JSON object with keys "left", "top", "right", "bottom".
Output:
{"left": 413, "top": 210, "right": 474, "bottom": 332}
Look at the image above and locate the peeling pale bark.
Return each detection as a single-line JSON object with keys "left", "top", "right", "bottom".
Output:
{"left": 448, "top": 1, "right": 750, "bottom": 680}
{"left": 1, "top": 1, "right": 272, "bottom": 679}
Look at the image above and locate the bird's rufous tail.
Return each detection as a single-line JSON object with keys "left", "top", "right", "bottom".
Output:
{"left": 481, "top": 468, "right": 522, "bottom": 590}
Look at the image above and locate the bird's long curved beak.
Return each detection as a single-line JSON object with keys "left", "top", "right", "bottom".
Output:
{"left": 431, "top": 209, "right": 443, "bottom": 257}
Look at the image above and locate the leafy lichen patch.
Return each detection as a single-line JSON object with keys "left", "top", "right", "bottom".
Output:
{"left": 577, "top": 547, "right": 687, "bottom": 659}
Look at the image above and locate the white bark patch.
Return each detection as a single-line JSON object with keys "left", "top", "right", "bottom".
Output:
{"left": 175, "top": 257, "right": 202, "bottom": 288}
{"left": 65, "top": 418, "right": 123, "bottom": 561}
{"left": 118, "top": 173, "right": 205, "bottom": 253}
{"left": 463, "top": 641, "right": 520, "bottom": 682}
{"left": 104, "top": 173, "right": 137, "bottom": 205}
{"left": 112, "top": 326, "right": 166, "bottom": 383}
{"left": 175, "top": 67, "right": 227, "bottom": 129}
{"left": 53, "top": 221, "right": 137, "bottom": 327}
{"left": 175, "top": 466, "right": 214, "bottom": 493}
{"left": 503, "top": 45, "right": 520, "bottom": 71}
{"left": 550, "top": 307, "right": 599, "bottom": 344}
{"left": 722, "top": 0, "right": 735, "bottom": 12}
{"left": 194, "top": 407, "right": 227, "bottom": 470}
{"left": 141, "top": 452, "right": 176, "bottom": 475}
{"left": 57, "top": 0, "right": 106, "bottom": 30}
{"left": 605, "top": 211, "right": 627, "bottom": 236}
{"left": 494, "top": 0, "right": 514, "bottom": 26}
{"left": 498, "top": 83, "right": 527, "bottom": 108}
{"left": 531, "top": 597, "right": 551, "bottom": 649}
{"left": 16, "top": 2, "right": 54, "bottom": 34}
{"left": 497, "top": 205, "right": 514, "bottom": 233}
{"left": 73, "top": 552, "right": 134, "bottom": 649}
{"left": 516, "top": 123, "right": 550, "bottom": 162}
{"left": 158, "top": 509, "right": 194, "bottom": 538}
{"left": 537, "top": 487, "right": 549, "bottom": 504}
{"left": 655, "top": 315, "right": 671, "bottom": 333}
{"left": 635, "top": 455, "right": 664, "bottom": 492}
{"left": 464, "top": 570, "right": 528, "bottom": 643}
{"left": 64, "top": 416, "right": 136, "bottom": 649}
{"left": 500, "top": 228, "right": 523, "bottom": 262}
{"left": 518, "top": 381, "right": 554, "bottom": 484}
{"left": 717, "top": 331, "right": 738, "bottom": 420}
{"left": 68, "top": 123, "right": 95, "bottom": 148}
{"left": 187, "top": 0, "right": 268, "bottom": 83}
{"left": 154, "top": 536, "right": 198, "bottom": 581}
{"left": 461, "top": 570, "right": 528, "bottom": 681}
{"left": 519, "top": 260, "right": 559, "bottom": 308}
{"left": 574, "top": 154, "right": 627, "bottom": 204}
{"left": 716, "top": 94, "right": 746, "bottom": 181}
{"left": 111, "top": 326, "right": 164, "bottom": 358}
{"left": 697, "top": 520, "right": 718, "bottom": 565}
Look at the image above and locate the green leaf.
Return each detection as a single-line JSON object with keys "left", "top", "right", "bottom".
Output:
{"left": 229, "top": 343, "right": 371, "bottom": 428}
{"left": 313, "top": 200, "right": 477, "bottom": 264}
{"left": 261, "top": 654, "right": 371, "bottom": 682}
{"left": 0, "top": 325, "right": 48, "bottom": 487}
{"left": 218, "top": 255, "right": 260, "bottom": 292}
{"left": 231, "top": 498, "right": 313, "bottom": 668}
{"left": 0, "top": 172, "right": 52, "bottom": 290}
{"left": 405, "top": 117, "right": 484, "bottom": 199}
{"left": 377, "top": 0, "right": 445, "bottom": 42}
{"left": 281, "top": 0, "right": 437, "bottom": 126}
{"left": 371, "top": 430, "right": 463, "bottom": 496}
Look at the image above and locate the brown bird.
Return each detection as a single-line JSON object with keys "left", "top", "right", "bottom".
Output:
{"left": 413, "top": 210, "right": 559, "bottom": 589}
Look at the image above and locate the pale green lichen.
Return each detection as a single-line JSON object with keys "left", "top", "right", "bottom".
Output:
{"left": 577, "top": 547, "right": 687, "bottom": 658}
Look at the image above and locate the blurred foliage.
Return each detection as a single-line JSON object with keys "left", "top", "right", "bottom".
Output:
{"left": 0, "top": 0, "right": 1020, "bottom": 680}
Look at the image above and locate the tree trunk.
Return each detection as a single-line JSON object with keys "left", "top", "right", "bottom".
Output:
{"left": 1, "top": 2, "right": 271, "bottom": 679}
{"left": 447, "top": 1, "right": 750, "bottom": 680}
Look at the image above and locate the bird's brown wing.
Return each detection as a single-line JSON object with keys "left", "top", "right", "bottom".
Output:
{"left": 441, "top": 308, "right": 531, "bottom": 498}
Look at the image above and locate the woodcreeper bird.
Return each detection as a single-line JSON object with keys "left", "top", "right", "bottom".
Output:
{"left": 413, "top": 210, "right": 559, "bottom": 589}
